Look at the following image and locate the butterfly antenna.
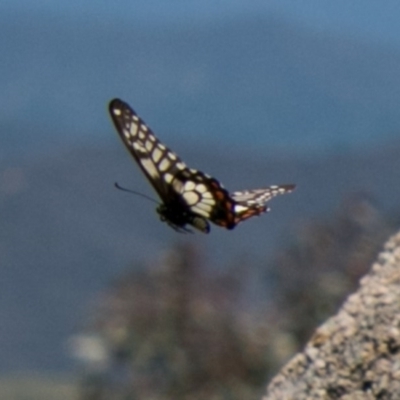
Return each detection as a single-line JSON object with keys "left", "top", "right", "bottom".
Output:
{"left": 114, "top": 182, "right": 160, "bottom": 205}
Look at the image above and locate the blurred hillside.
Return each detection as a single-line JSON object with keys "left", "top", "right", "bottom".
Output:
{"left": 72, "top": 198, "right": 396, "bottom": 400}
{"left": 1, "top": 139, "right": 400, "bottom": 373}
{"left": 0, "top": 374, "right": 76, "bottom": 400}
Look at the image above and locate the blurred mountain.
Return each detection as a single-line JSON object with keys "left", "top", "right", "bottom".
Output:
{"left": 2, "top": 13, "right": 400, "bottom": 159}
{"left": 1, "top": 139, "right": 400, "bottom": 372}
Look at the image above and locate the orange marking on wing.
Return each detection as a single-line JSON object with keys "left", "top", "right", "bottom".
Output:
{"left": 234, "top": 206, "right": 266, "bottom": 224}
{"left": 215, "top": 191, "right": 225, "bottom": 200}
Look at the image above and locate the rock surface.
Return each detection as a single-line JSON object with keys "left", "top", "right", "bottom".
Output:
{"left": 264, "top": 231, "right": 400, "bottom": 400}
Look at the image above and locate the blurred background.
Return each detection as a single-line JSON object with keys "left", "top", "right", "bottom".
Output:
{"left": 2, "top": 1, "right": 400, "bottom": 398}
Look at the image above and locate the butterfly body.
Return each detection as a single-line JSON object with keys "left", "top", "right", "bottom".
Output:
{"left": 156, "top": 204, "right": 209, "bottom": 233}
{"left": 109, "top": 98, "right": 295, "bottom": 233}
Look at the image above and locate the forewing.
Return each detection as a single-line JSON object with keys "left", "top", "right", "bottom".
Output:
{"left": 109, "top": 99, "right": 188, "bottom": 200}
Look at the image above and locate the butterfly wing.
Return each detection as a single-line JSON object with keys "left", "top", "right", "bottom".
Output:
{"left": 109, "top": 98, "right": 295, "bottom": 232}
{"left": 109, "top": 99, "right": 236, "bottom": 230}
{"left": 109, "top": 98, "right": 186, "bottom": 201}
{"left": 231, "top": 184, "right": 295, "bottom": 224}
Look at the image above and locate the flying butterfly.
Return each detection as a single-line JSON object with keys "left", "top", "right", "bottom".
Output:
{"left": 109, "top": 98, "right": 295, "bottom": 233}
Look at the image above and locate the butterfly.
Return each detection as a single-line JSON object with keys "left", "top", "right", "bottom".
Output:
{"left": 109, "top": 98, "right": 295, "bottom": 233}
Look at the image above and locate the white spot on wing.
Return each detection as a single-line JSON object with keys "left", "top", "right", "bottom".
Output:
{"left": 234, "top": 204, "right": 249, "bottom": 213}
{"left": 184, "top": 181, "right": 195, "bottom": 191}
{"left": 190, "top": 206, "right": 209, "bottom": 218}
{"left": 152, "top": 148, "right": 162, "bottom": 163}
{"left": 164, "top": 173, "right": 173, "bottom": 183}
{"left": 130, "top": 123, "right": 138, "bottom": 136}
{"left": 183, "top": 191, "right": 199, "bottom": 206}
{"left": 194, "top": 202, "right": 212, "bottom": 213}
{"left": 201, "top": 198, "right": 215, "bottom": 206}
{"left": 173, "top": 180, "right": 183, "bottom": 192}
{"left": 176, "top": 162, "right": 186, "bottom": 170}
{"left": 141, "top": 158, "right": 159, "bottom": 178}
{"left": 159, "top": 158, "right": 170, "bottom": 172}
{"left": 145, "top": 141, "right": 153, "bottom": 151}
{"left": 196, "top": 184, "right": 207, "bottom": 193}
{"left": 168, "top": 152, "right": 177, "bottom": 160}
{"left": 202, "top": 192, "right": 213, "bottom": 199}
{"left": 113, "top": 109, "right": 122, "bottom": 116}
{"left": 133, "top": 142, "right": 146, "bottom": 153}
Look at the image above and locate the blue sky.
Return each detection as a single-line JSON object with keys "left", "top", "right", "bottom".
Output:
{"left": 2, "top": 0, "right": 400, "bottom": 159}
{"left": 4, "top": 0, "right": 400, "bottom": 47}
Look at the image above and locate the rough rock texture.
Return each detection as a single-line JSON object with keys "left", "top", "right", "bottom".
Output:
{"left": 264, "top": 231, "right": 400, "bottom": 400}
